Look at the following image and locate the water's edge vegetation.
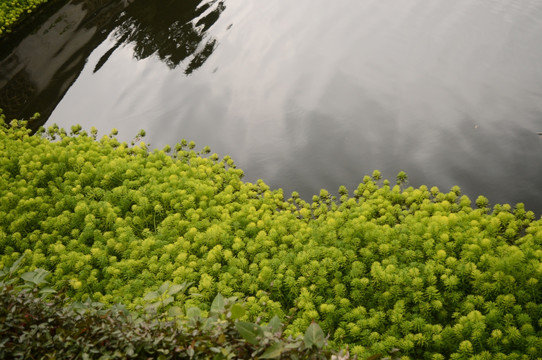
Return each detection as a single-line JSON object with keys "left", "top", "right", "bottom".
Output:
{"left": 1, "top": 110, "right": 541, "bottom": 359}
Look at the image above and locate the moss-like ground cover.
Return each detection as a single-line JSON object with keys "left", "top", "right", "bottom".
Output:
{"left": 0, "top": 0, "right": 49, "bottom": 36}
{"left": 1, "top": 112, "right": 541, "bottom": 359}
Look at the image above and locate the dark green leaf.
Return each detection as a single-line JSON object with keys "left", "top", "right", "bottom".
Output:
{"left": 38, "top": 288, "right": 56, "bottom": 296}
{"left": 21, "top": 269, "right": 49, "bottom": 286}
{"left": 230, "top": 303, "right": 245, "bottom": 320}
{"left": 8, "top": 254, "right": 25, "bottom": 274}
{"left": 168, "top": 306, "right": 183, "bottom": 318}
{"left": 167, "top": 284, "right": 184, "bottom": 296}
{"left": 304, "top": 322, "right": 325, "bottom": 349}
{"left": 283, "top": 342, "right": 302, "bottom": 350}
{"left": 267, "top": 315, "right": 282, "bottom": 333}
{"left": 162, "top": 296, "right": 174, "bottom": 307}
{"left": 235, "top": 321, "right": 262, "bottom": 345}
{"left": 147, "top": 302, "right": 161, "bottom": 312}
{"left": 143, "top": 291, "right": 159, "bottom": 301}
{"left": 187, "top": 347, "right": 195, "bottom": 357}
{"left": 158, "top": 282, "right": 170, "bottom": 295}
{"left": 186, "top": 307, "right": 201, "bottom": 319}
{"left": 210, "top": 293, "right": 225, "bottom": 314}
{"left": 260, "top": 342, "right": 283, "bottom": 359}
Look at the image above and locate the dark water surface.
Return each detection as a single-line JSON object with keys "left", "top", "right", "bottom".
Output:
{"left": 2, "top": 0, "right": 542, "bottom": 215}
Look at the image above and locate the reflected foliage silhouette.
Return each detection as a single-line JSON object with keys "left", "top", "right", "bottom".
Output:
{"left": 99, "top": 0, "right": 225, "bottom": 74}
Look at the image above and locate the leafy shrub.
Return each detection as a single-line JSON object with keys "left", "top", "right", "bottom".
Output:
{"left": 0, "top": 0, "right": 49, "bottom": 37}
{"left": 0, "top": 111, "right": 541, "bottom": 359}
{"left": 0, "top": 256, "right": 378, "bottom": 359}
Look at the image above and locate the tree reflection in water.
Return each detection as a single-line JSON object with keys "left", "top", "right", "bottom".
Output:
{"left": 96, "top": 0, "right": 225, "bottom": 75}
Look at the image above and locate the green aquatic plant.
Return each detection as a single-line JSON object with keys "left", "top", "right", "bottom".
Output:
{"left": 0, "top": 111, "right": 541, "bottom": 359}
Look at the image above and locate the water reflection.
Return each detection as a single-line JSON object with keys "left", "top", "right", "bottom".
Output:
{"left": 2, "top": 0, "right": 542, "bottom": 215}
{"left": 0, "top": 0, "right": 225, "bottom": 127}
{"left": 0, "top": 0, "right": 133, "bottom": 128}
{"left": 103, "top": 0, "right": 225, "bottom": 74}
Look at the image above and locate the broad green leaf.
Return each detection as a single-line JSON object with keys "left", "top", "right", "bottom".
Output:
{"left": 267, "top": 315, "right": 282, "bottom": 333}
{"left": 283, "top": 342, "right": 302, "bottom": 350}
{"left": 158, "top": 281, "right": 170, "bottom": 294}
{"left": 38, "top": 288, "right": 56, "bottom": 297}
{"left": 168, "top": 306, "right": 183, "bottom": 318}
{"left": 304, "top": 322, "right": 325, "bottom": 349}
{"left": 70, "top": 302, "right": 86, "bottom": 311}
{"left": 21, "top": 269, "right": 49, "bottom": 286}
{"left": 168, "top": 284, "right": 184, "bottom": 296}
{"left": 186, "top": 306, "right": 201, "bottom": 319}
{"left": 91, "top": 301, "right": 104, "bottom": 308}
{"left": 230, "top": 303, "right": 245, "bottom": 320}
{"left": 161, "top": 296, "right": 174, "bottom": 307}
{"left": 186, "top": 347, "right": 194, "bottom": 357}
{"left": 235, "top": 321, "right": 262, "bottom": 345}
{"left": 260, "top": 342, "right": 283, "bottom": 359}
{"left": 143, "top": 291, "right": 159, "bottom": 301}
{"left": 8, "top": 254, "right": 25, "bottom": 274}
{"left": 112, "top": 304, "right": 129, "bottom": 314}
{"left": 146, "top": 303, "right": 160, "bottom": 313}
{"left": 210, "top": 293, "right": 225, "bottom": 313}
{"left": 203, "top": 316, "right": 218, "bottom": 330}
{"left": 217, "top": 334, "right": 226, "bottom": 344}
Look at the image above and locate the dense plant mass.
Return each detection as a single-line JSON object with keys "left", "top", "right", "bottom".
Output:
{"left": 0, "top": 111, "right": 541, "bottom": 359}
{"left": 1, "top": 262, "right": 355, "bottom": 359}
{"left": 0, "top": 0, "right": 49, "bottom": 36}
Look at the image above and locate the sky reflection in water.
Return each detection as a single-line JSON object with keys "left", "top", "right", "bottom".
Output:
{"left": 7, "top": 0, "right": 542, "bottom": 214}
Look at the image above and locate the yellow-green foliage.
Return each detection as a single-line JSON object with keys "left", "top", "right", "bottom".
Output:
{"left": 0, "top": 0, "right": 49, "bottom": 36}
{"left": 1, "top": 112, "right": 541, "bottom": 359}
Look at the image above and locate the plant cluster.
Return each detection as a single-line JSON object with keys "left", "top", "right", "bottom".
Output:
{"left": 0, "top": 111, "right": 541, "bottom": 359}
{"left": 1, "top": 259, "right": 367, "bottom": 359}
{"left": 0, "top": 0, "right": 49, "bottom": 37}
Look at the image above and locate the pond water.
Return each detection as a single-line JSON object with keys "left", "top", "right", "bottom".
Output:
{"left": 2, "top": 0, "right": 542, "bottom": 215}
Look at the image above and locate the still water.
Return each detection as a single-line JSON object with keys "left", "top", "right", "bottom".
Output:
{"left": 2, "top": 0, "right": 542, "bottom": 214}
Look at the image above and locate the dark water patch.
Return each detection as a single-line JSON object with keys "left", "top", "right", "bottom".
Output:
{"left": 109, "top": 0, "right": 224, "bottom": 74}
{"left": 0, "top": 0, "right": 225, "bottom": 127}
{"left": 0, "top": 0, "right": 136, "bottom": 127}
